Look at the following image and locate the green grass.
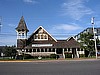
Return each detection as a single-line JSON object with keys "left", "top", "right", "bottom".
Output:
{"left": 0, "top": 56, "right": 97, "bottom": 61}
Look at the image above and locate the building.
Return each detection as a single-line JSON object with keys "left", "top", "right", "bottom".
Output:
{"left": 74, "top": 27, "right": 100, "bottom": 53}
{"left": 75, "top": 27, "right": 100, "bottom": 41}
{"left": 16, "top": 16, "right": 84, "bottom": 59}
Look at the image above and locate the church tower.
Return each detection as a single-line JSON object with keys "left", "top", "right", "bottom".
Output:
{"left": 15, "top": 16, "right": 29, "bottom": 49}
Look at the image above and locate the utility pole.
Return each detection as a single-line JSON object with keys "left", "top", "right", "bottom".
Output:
{"left": 91, "top": 17, "right": 98, "bottom": 59}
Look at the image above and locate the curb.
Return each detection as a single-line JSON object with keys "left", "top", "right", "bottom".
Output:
{"left": 0, "top": 59, "right": 100, "bottom": 63}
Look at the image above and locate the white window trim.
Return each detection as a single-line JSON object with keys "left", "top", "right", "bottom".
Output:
{"left": 34, "top": 34, "right": 48, "bottom": 41}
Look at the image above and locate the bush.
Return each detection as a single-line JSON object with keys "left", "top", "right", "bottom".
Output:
{"left": 65, "top": 53, "right": 72, "bottom": 58}
{"left": 24, "top": 54, "right": 33, "bottom": 59}
{"left": 16, "top": 55, "right": 23, "bottom": 60}
{"left": 79, "top": 54, "right": 85, "bottom": 57}
{"left": 50, "top": 54, "right": 57, "bottom": 59}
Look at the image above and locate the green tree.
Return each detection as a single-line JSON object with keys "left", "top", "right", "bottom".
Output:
{"left": 78, "top": 33, "right": 95, "bottom": 57}
{"left": 5, "top": 45, "right": 17, "bottom": 59}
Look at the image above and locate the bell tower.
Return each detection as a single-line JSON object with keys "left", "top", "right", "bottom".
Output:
{"left": 15, "top": 16, "right": 29, "bottom": 48}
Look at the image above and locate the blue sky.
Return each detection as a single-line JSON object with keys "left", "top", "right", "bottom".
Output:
{"left": 0, "top": 0, "right": 100, "bottom": 46}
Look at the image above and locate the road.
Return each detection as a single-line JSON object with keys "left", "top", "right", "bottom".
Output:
{"left": 0, "top": 60, "right": 100, "bottom": 75}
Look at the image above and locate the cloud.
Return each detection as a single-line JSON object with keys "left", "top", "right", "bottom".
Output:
{"left": 23, "top": 0, "right": 37, "bottom": 4}
{"left": 55, "top": 24, "right": 82, "bottom": 31}
{"left": 49, "top": 23, "right": 83, "bottom": 39}
{"left": 52, "top": 23, "right": 82, "bottom": 31}
{"left": 61, "top": 0, "right": 93, "bottom": 20}
{"left": 49, "top": 23, "right": 83, "bottom": 35}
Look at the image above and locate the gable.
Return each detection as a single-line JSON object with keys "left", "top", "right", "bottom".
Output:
{"left": 28, "top": 26, "right": 57, "bottom": 44}
{"left": 66, "top": 37, "right": 80, "bottom": 48}
{"left": 67, "top": 37, "right": 76, "bottom": 41}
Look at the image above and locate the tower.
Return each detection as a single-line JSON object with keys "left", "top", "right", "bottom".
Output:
{"left": 15, "top": 16, "right": 29, "bottom": 48}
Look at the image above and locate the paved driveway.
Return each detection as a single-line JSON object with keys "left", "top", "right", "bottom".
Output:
{"left": 0, "top": 60, "right": 100, "bottom": 75}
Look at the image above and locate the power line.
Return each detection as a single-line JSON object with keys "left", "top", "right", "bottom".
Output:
{"left": 0, "top": 33, "right": 76, "bottom": 37}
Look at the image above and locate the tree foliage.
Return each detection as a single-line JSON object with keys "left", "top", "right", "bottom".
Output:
{"left": 1, "top": 45, "right": 17, "bottom": 59}
{"left": 78, "top": 33, "right": 94, "bottom": 51}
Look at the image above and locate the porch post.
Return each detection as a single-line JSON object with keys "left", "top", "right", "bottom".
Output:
{"left": 55, "top": 48, "right": 57, "bottom": 54}
{"left": 76, "top": 48, "right": 79, "bottom": 58}
{"left": 47, "top": 48, "right": 49, "bottom": 52}
{"left": 36, "top": 48, "right": 37, "bottom": 53}
{"left": 32, "top": 49, "right": 33, "bottom": 56}
{"left": 63, "top": 48, "right": 65, "bottom": 59}
{"left": 24, "top": 49, "right": 26, "bottom": 53}
{"left": 67, "top": 48, "right": 68, "bottom": 52}
{"left": 70, "top": 48, "right": 73, "bottom": 58}
{"left": 43, "top": 48, "right": 45, "bottom": 52}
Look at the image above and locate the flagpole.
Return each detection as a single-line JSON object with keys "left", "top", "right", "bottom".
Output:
{"left": 91, "top": 17, "right": 98, "bottom": 59}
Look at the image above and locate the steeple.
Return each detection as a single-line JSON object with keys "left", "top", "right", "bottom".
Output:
{"left": 16, "top": 16, "right": 29, "bottom": 32}
{"left": 16, "top": 16, "right": 29, "bottom": 48}
{"left": 16, "top": 16, "right": 29, "bottom": 39}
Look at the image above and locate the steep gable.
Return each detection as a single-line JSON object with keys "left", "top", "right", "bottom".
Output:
{"left": 27, "top": 26, "right": 57, "bottom": 45}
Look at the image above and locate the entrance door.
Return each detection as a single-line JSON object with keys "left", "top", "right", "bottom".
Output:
{"left": 56, "top": 48, "right": 63, "bottom": 54}
{"left": 72, "top": 48, "right": 76, "bottom": 58}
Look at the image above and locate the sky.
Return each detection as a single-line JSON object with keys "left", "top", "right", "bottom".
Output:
{"left": 0, "top": 0, "right": 100, "bottom": 46}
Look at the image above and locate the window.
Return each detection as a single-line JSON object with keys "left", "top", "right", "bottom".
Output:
{"left": 77, "top": 48, "right": 80, "bottom": 51}
{"left": 64, "top": 48, "right": 67, "bottom": 51}
{"left": 68, "top": 48, "right": 70, "bottom": 51}
{"left": 45, "top": 48, "right": 47, "bottom": 52}
{"left": 29, "top": 49, "right": 32, "bottom": 53}
{"left": 22, "top": 33, "right": 24, "bottom": 38}
{"left": 41, "top": 34, "right": 43, "bottom": 39}
{"left": 39, "top": 29, "right": 43, "bottom": 33}
{"left": 53, "top": 48, "right": 55, "bottom": 52}
{"left": 44, "top": 34, "right": 47, "bottom": 39}
{"left": 34, "top": 34, "right": 48, "bottom": 40}
{"left": 22, "top": 33, "right": 24, "bottom": 36}
{"left": 41, "top": 49, "right": 44, "bottom": 52}
{"left": 49, "top": 48, "right": 51, "bottom": 52}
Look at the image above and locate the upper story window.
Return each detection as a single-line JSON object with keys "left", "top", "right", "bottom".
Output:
{"left": 39, "top": 29, "right": 43, "bottom": 33}
{"left": 34, "top": 34, "right": 48, "bottom": 40}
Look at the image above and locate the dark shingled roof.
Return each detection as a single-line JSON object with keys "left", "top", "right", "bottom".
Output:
{"left": 53, "top": 38, "right": 80, "bottom": 48}
{"left": 16, "top": 16, "right": 29, "bottom": 32}
{"left": 25, "top": 37, "right": 80, "bottom": 49}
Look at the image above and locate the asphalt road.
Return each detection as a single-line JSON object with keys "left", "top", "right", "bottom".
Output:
{"left": 0, "top": 60, "right": 100, "bottom": 75}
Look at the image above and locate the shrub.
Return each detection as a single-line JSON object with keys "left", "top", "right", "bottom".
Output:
{"left": 65, "top": 53, "right": 72, "bottom": 58}
{"left": 24, "top": 54, "right": 33, "bottom": 59}
{"left": 16, "top": 55, "right": 23, "bottom": 60}
{"left": 50, "top": 54, "right": 57, "bottom": 59}
{"left": 79, "top": 54, "right": 85, "bottom": 57}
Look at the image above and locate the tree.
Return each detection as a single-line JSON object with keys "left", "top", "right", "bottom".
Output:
{"left": 78, "top": 33, "right": 95, "bottom": 57}
{"left": 5, "top": 45, "right": 17, "bottom": 59}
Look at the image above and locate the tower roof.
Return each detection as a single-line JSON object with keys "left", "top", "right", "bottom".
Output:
{"left": 16, "top": 16, "right": 29, "bottom": 32}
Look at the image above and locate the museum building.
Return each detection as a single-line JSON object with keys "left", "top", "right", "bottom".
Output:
{"left": 15, "top": 16, "right": 84, "bottom": 58}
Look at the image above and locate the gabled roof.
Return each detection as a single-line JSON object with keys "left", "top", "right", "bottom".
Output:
{"left": 29, "top": 26, "right": 57, "bottom": 42}
{"left": 16, "top": 16, "right": 29, "bottom": 32}
{"left": 53, "top": 39, "right": 80, "bottom": 48}
{"left": 67, "top": 36, "right": 76, "bottom": 41}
